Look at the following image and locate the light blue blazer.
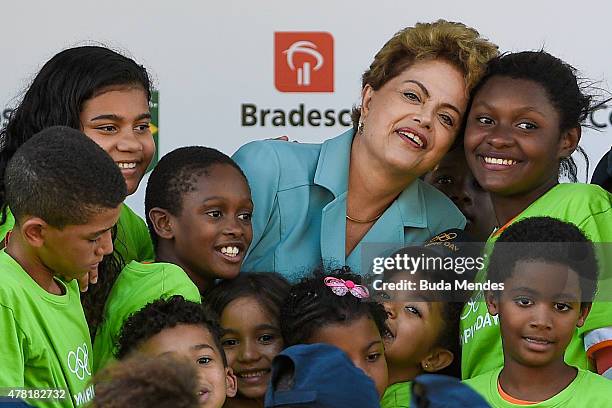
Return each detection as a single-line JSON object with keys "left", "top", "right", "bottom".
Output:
{"left": 233, "top": 129, "right": 465, "bottom": 281}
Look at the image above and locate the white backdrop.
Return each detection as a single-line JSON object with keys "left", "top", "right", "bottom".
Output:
{"left": 2, "top": 0, "right": 611, "bottom": 216}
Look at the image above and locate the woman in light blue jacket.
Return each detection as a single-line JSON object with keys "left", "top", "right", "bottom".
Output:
{"left": 234, "top": 20, "right": 498, "bottom": 281}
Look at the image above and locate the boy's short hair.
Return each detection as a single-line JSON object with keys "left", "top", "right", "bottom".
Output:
{"left": 92, "top": 354, "right": 199, "bottom": 408}
{"left": 5, "top": 126, "right": 126, "bottom": 228}
{"left": 144, "top": 146, "right": 248, "bottom": 246}
{"left": 488, "top": 217, "right": 598, "bottom": 303}
{"left": 116, "top": 296, "right": 227, "bottom": 366}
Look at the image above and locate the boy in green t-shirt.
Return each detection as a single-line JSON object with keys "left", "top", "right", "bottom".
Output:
{"left": 464, "top": 217, "right": 612, "bottom": 407}
{"left": 93, "top": 146, "right": 254, "bottom": 371}
{"left": 0, "top": 127, "right": 127, "bottom": 408}
{"left": 113, "top": 296, "right": 237, "bottom": 408}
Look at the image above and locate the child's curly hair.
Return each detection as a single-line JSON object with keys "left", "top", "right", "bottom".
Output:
{"left": 280, "top": 267, "right": 388, "bottom": 346}
{"left": 116, "top": 296, "right": 226, "bottom": 366}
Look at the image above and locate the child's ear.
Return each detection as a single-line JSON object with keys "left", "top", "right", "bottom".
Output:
{"left": 576, "top": 303, "right": 592, "bottom": 328}
{"left": 20, "top": 217, "right": 47, "bottom": 247}
{"left": 148, "top": 208, "right": 175, "bottom": 240}
{"left": 485, "top": 291, "right": 499, "bottom": 316}
{"left": 559, "top": 126, "right": 580, "bottom": 159}
{"left": 420, "top": 347, "right": 453, "bottom": 373}
{"left": 225, "top": 367, "right": 237, "bottom": 398}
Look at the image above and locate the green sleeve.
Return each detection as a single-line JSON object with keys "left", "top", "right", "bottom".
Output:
{"left": 115, "top": 205, "right": 155, "bottom": 263}
{"left": 0, "top": 208, "right": 15, "bottom": 245}
{"left": 135, "top": 214, "right": 155, "bottom": 262}
{"left": 577, "top": 209, "right": 612, "bottom": 333}
{"left": 161, "top": 265, "right": 201, "bottom": 304}
{"left": 93, "top": 262, "right": 199, "bottom": 372}
{"left": 381, "top": 382, "right": 411, "bottom": 408}
{"left": 0, "top": 304, "right": 25, "bottom": 387}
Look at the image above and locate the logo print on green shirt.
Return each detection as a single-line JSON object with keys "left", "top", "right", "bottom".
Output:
{"left": 67, "top": 343, "right": 91, "bottom": 380}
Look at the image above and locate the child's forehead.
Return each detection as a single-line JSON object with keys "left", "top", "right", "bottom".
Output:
{"left": 310, "top": 315, "right": 382, "bottom": 346}
{"left": 505, "top": 260, "right": 582, "bottom": 297}
{"left": 183, "top": 165, "right": 251, "bottom": 200}
{"left": 60, "top": 205, "right": 121, "bottom": 234}
{"left": 221, "top": 297, "right": 277, "bottom": 328}
{"left": 144, "top": 324, "right": 221, "bottom": 355}
{"left": 196, "top": 163, "right": 245, "bottom": 182}
{"left": 383, "top": 287, "right": 432, "bottom": 303}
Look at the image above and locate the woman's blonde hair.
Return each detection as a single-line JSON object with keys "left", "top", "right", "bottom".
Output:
{"left": 352, "top": 20, "right": 498, "bottom": 128}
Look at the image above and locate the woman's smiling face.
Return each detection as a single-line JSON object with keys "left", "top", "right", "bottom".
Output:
{"left": 357, "top": 59, "right": 468, "bottom": 181}
{"left": 464, "top": 76, "right": 578, "bottom": 197}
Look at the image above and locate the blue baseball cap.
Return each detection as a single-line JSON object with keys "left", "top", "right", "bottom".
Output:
{"left": 411, "top": 374, "right": 491, "bottom": 408}
{"left": 264, "top": 343, "right": 381, "bottom": 408}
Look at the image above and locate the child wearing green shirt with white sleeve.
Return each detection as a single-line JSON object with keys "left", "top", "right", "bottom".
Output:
{"left": 0, "top": 127, "right": 127, "bottom": 407}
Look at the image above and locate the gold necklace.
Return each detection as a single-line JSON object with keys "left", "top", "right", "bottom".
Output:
{"left": 345, "top": 212, "right": 383, "bottom": 224}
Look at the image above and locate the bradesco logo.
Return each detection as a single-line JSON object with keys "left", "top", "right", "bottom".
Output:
{"left": 274, "top": 32, "right": 334, "bottom": 92}
{"left": 241, "top": 31, "right": 348, "bottom": 127}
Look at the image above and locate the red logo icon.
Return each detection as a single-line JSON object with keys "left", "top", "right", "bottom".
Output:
{"left": 274, "top": 32, "right": 334, "bottom": 93}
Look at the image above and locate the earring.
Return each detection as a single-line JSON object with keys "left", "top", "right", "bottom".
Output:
{"left": 358, "top": 120, "right": 365, "bottom": 135}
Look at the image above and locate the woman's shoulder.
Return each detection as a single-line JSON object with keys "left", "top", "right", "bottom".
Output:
{"left": 233, "top": 139, "right": 323, "bottom": 166}
{"left": 233, "top": 139, "right": 326, "bottom": 190}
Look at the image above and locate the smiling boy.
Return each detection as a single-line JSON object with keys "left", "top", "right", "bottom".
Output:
{"left": 116, "top": 296, "right": 237, "bottom": 408}
{"left": 93, "top": 146, "right": 253, "bottom": 372}
{"left": 465, "top": 217, "right": 612, "bottom": 407}
{"left": 0, "top": 127, "right": 127, "bottom": 407}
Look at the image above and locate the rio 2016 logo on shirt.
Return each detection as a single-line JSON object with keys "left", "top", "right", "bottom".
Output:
{"left": 67, "top": 343, "right": 91, "bottom": 381}
{"left": 274, "top": 32, "right": 334, "bottom": 93}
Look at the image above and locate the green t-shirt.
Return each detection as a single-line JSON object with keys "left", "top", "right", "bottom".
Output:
{"left": 114, "top": 204, "right": 155, "bottom": 264}
{"left": 0, "top": 250, "right": 94, "bottom": 408}
{"left": 0, "top": 209, "right": 14, "bottom": 244}
{"left": 381, "top": 381, "right": 411, "bottom": 408}
{"left": 464, "top": 367, "right": 612, "bottom": 407}
{"left": 93, "top": 260, "right": 201, "bottom": 372}
{"left": 0, "top": 204, "right": 154, "bottom": 264}
{"left": 461, "top": 184, "right": 612, "bottom": 379}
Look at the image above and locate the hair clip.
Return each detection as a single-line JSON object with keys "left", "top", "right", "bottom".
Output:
{"left": 324, "top": 277, "right": 369, "bottom": 299}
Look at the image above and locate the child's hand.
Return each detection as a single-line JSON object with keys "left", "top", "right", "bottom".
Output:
{"left": 272, "top": 135, "right": 289, "bottom": 141}
{"left": 78, "top": 270, "right": 98, "bottom": 292}
{"left": 267, "top": 135, "right": 301, "bottom": 142}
